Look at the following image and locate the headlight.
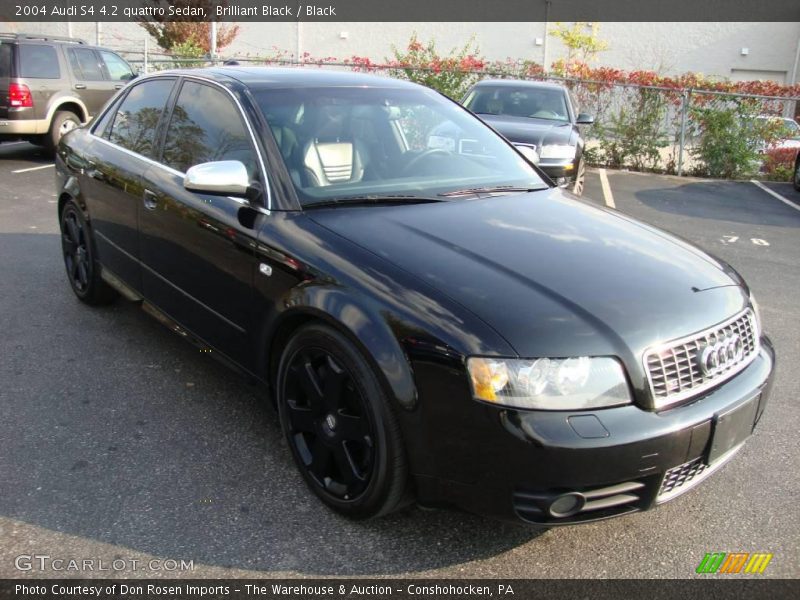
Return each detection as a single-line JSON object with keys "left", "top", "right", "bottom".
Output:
{"left": 539, "top": 144, "right": 576, "bottom": 160}
{"left": 467, "top": 356, "right": 631, "bottom": 410}
{"left": 749, "top": 291, "right": 762, "bottom": 335}
{"left": 514, "top": 144, "right": 540, "bottom": 164}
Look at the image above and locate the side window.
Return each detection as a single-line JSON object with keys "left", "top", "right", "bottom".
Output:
{"left": 107, "top": 79, "right": 174, "bottom": 159}
{"left": 68, "top": 48, "right": 104, "bottom": 81}
{"left": 162, "top": 81, "right": 257, "bottom": 177}
{"left": 92, "top": 93, "right": 125, "bottom": 138}
{"left": 99, "top": 51, "right": 134, "bottom": 81}
{"left": 19, "top": 44, "right": 60, "bottom": 79}
{"left": 0, "top": 43, "right": 12, "bottom": 78}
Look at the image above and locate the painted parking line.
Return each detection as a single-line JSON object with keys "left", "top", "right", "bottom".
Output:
{"left": 750, "top": 180, "right": 800, "bottom": 213}
{"left": 12, "top": 164, "right": 54, "bottom": 174}
{"left": 598, "top": 168, "right": 616, "bottom": 208}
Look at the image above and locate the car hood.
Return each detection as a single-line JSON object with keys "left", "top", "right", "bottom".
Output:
{"left": 307, "top": 189, "right": 747, "bottom": 363}
{"left": 478, "top": 114, "right": 574, "bottom": 146}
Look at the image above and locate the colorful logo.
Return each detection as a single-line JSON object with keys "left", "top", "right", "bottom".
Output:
{"left": 696, "top": 552, "right": 773, "bottom": 574}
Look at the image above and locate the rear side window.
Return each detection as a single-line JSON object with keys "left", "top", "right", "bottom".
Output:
{"left": 162, "top": 80, "right": 256, "bottom": 176}
{"left": 99, "top": 51, "right": 134, "bottom": 81}
{"left": 68, "top": 48, "right": 104, "bottom": 81}
{"left": 0, "top": 43, "right": 12, "bottom": 78}
{"left": 107, "top": 79, "right": 174, "bottom": 159}
{"left": 19, "top": 44, "right": 60, "bottom": 79}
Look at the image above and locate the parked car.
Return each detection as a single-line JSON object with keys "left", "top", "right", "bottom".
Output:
{"left": 0, "top": 32, "right": 135, "bottom": 155}
{"left": 56, "top": 68, "right": 773, "bottom": 525}
{"left": 756, "top": 115, "right": 800, "bottom": 151}
{"left": 794, "top": 148, "right": 800, "bottom": 191}
{"left": 462, "top": 79, "right": 593, "bottom": 196}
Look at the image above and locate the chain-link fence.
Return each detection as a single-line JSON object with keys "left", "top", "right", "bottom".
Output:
{"left": 118, "top": 52, "right": 800, "bottom": 180}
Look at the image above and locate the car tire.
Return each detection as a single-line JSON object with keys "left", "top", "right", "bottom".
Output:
{"left": 60, "top": 200, "right": 117, "bottom": 305}
{"left": 45, "top": 111, "right": 81, "bottom": 157}
{"left": 794, "top": 155, "right": 800, "bottom": 192}
{"left": 571, "top": 157, "right": 586, "bottom": 197}
{"left": 276, "top": 323, "right": 410, "bottom": 519}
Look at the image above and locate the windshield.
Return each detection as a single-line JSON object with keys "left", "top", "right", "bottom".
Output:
{"left": 252, "top": 86, "right": 545, "bottom": 206}
{"left": 463, "top": 86, "right": 570, "bottom": 123}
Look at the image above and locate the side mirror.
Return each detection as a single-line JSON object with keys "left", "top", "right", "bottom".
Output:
{"left": 184, "top": 160, "right": 249, "bottom": 196}
{"left": 576, "top": 113, "right": 595, "bottom": 125}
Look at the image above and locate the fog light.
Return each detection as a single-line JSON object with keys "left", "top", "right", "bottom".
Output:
{"left": 556, "top": 177, "right": 569, "bottom": 186}
{"left": 548, "top": 492, "right": 585, "bottom": 518}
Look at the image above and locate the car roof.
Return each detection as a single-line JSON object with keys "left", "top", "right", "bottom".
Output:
{"left": 472, "top": 79, "right": 567, "bottom": 91}
{"left": 147, "top": 67, "right": 422, "bottom": 90}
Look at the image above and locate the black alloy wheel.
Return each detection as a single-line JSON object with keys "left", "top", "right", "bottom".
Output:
{"left": 60, "top": 201, "right": 116, "bottom": 305}
{"left": 277, "top": 324, "right": 409, "bottom": 518}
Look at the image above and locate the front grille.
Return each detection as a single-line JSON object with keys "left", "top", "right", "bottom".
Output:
{"left": 659, "top": 457, "right": 706, "bottom": 497}
{"left": 657, "top": 443, "right": 744, "bottom": 504}
{"left": 644, "top": 309, "right": 759, "bottom": 409}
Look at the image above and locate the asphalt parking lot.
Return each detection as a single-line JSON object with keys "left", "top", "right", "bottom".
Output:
{"left": 1, "top": 141, "right": 798, "bottom": 579}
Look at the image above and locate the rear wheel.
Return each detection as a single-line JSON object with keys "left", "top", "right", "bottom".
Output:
{"left": 276, "top": 323, "right": 409, "bottom": 519}
{"left": 45, "top": 111, "right": 81, "bottom": 156}
{"left": 794, "top": 155, "right": 800, "bottom": 192}
{"left": 60, "top": 200, "right": 117, "bottom": 305}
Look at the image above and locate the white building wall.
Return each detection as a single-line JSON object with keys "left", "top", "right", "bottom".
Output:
{"left": 4, "top": 21, "right": 799, "bottom": 83}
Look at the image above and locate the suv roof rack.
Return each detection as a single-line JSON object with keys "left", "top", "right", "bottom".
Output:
{"left": 0, "top": 32, "right": 86, "bottom": 45}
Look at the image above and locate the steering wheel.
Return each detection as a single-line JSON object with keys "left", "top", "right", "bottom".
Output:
{"left": 401, "top": 148, "right": 452, "bottom": 175}
{"left": 531, "top": 110, "right": 559, "bottom": 119}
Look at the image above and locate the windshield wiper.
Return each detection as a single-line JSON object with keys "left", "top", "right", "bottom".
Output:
{"left": 303, "top": 195, "right": 445, "bottom": 209}
{"left": 438, "top": 185, "right": 548, "bottom": 198}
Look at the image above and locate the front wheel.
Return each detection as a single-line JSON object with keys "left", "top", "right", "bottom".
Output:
{"left": 60, "top": 200, "right": 117, "bottom": 305}
{"left": 276, "top": 323, "right": 410, "bottom": 519}
{"left": 571, "top": 157, "right": 586, "bottom": 197}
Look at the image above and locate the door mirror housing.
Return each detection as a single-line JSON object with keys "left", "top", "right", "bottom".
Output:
{"left": 576, "top": 113, "right": 595, "bottom": 125}
{"left": 184, "top": 160, "right": 250, "bottom": 196}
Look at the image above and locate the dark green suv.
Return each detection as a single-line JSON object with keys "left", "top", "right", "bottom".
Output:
{"left": 0, "top": 33, "right": 135, "bottom": 155}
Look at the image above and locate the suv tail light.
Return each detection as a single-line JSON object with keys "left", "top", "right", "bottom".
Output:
{"left": 9, "top": 83, "right": 33, "bottom": 108}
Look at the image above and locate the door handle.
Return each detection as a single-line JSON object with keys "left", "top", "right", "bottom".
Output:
{"left": 114, "top": 84, "right": 124, "bottom": 90}
{"left": 74, "top": 84, "right": 86, "bottom": 90}
{"left": 143, "top": 189, "right": 159, "bottom": 210}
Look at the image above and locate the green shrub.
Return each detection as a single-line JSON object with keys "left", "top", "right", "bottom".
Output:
{"left": 689, "top": 102, "right": 782, "bottom": 179}
{"left": 594, "top": 88, "right": 669, "bottom": 170}
{"left": 387, "top": 34, "right": 486, "bottom": 100}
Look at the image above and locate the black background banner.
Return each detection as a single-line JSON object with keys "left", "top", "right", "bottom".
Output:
{"left": 1, "top": 579, "right": 799, "bottom": 600}
{"left": 1, "top": 0, "right": 800, "bottom": 22}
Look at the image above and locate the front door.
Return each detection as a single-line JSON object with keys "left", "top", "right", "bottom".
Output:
{"left": 138, "top": 79, "right": 265, "bottom": 368}
{"left": 66, "top": 48, "right": 118, "bottom": 118}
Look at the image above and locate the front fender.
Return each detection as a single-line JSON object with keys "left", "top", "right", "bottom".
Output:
{"left": 260, "top": 285, "right": 418, "bottom": 410}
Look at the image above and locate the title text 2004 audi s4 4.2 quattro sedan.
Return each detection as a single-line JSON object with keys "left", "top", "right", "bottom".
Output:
{"left": 55, "top": 68, "right": 774, "bottom": 525}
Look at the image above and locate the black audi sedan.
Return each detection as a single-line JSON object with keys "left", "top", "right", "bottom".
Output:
{"left": 462, "top": 79, "right": 593, "bottom": 196}
{"left": 55, "top": 68, "right": 774, "bottom": 525}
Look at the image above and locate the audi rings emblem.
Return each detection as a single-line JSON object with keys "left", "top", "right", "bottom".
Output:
{"left": 697, "top": 334, "right": 744, "bottom": 377}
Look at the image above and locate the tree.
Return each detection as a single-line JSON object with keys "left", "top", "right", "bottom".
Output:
{"left": 137, "top": 1, "right": 239, "bottom": 54}
{"left": 549, "top": 22, "right": 608, "bottom": 64}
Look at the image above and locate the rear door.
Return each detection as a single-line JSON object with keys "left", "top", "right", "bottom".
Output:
{"left": 82, "top": 77, "right": 176, "bottom": 289}
{"left": 66, "top": 47, "right": 116, "bottom": 117}
{"left": 139, "top": 78, "right": 264, "bottom": 367}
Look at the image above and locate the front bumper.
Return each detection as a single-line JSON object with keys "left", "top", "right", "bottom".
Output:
{"left": 539, "top": 158, "right": 577, "bottom": 186}
{"left": 410, "top": 337, "right": 774, "bottom": 525}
